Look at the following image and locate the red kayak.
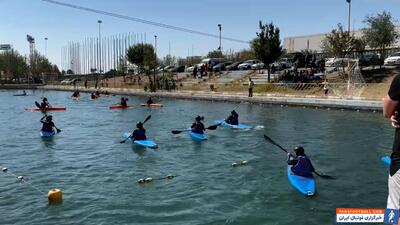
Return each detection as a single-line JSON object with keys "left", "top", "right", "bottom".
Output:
{"left": 140, "top": 104, "right": 163, "bottom": 107}
{"left": 25, "top": 106, "right": 67, "bottom": 111}
{"left": 110, "top": 104, "right": 130, "bottom": 109}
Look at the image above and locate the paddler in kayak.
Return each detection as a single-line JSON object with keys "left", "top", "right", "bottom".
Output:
{"left": 146, "top": 97, "right": 154, "bottom": 105}
{"left": 225, "top": 110, "right": 239, "bottom": 125}
{"left": 131, "top": 122, "right": 146, "bottom": 140}
{"left": 287, "top": 147, "right": 315, "bottom": 177}
{"left": 90, "top": 93, "right": 97, "bottom": 100}
{"left": 191, "top": 116, "right": 205, "bottom": 134}
{"left": 120, "top": 97, "right": 128, "bottom": 107}
{"left": 72, "top": 90, "right": 80, "bottom": 98}
{"left": 40, "top": 115, "right": 60, "bottom": 133}
{"left": 36, "top": 97, "right": 50, "bottom": 109}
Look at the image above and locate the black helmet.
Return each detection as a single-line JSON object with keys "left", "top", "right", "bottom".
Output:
{"left": 231, "top": 110, "right": 237, "bottom": 115}
{"left": 294, "top": 146, "right": 305, "bottom": 156}
{"left": 46, "top": 115, "right": 53, "bottom": 121}
{"left": 136, "top": 122, "right": 143, "bottom": 128}
{"left": 43, "top": 97, "right": 48, "bottom": 101}
{"left": 195, "top": 116, "right": 201, "bottom": 122}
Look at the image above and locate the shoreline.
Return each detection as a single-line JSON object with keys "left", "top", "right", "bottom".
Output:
{"left": 35, "top": 85, "right": 383, "bottom": 111}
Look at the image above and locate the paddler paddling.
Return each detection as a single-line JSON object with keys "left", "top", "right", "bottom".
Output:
{"left": 191, "top": 116, "right": 205, "bottom": 134}
{"left": 72, "top": 90, "right": 80, "bottom": 98}
{"left": 287, "top": 146, "right": 315, "bottom": 177}
{"left": 36, "top": 97, "right": 50, "bottom": 109}
{"left": 120, "top": 97, "right": 128, "bottom": 107}
{"left": 225, "top": 110, "right": 239, "bottom": 125}
{"left": 131, "top": 122, "right": 147, "bottom": 140}
{"left": 40, "top": 115, "right": 60, "bottom": 133}
{"left": 146, "top": 97, "right": 154, "bottom": 105}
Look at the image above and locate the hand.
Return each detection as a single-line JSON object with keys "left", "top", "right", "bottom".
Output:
{"left": 391, "top": 113, "right": 400, "bottom": 128}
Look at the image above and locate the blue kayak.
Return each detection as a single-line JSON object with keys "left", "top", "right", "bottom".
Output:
{"left": 214, "top": 120, "right": 252, "bottom": 129}
{"left": 122, "top": 133, "right": 158, "bottom": 148}
{"left": 40, "top": 130, "right": 55, "bottom": 138}
{"left": 381, "top": 156, "right": 391, "bottom": 165}
{"left": 287, "top": 165, "right": 315, "bottom": 196}
{"left": 189, "top": 131, "right": 207, "bottom": 141}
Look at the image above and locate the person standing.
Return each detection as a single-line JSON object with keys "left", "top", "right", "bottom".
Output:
{"left": 248, "top": 77, "right": 254, "bottom": 97}
{"left": 383, "top": 74, "right": 400, "bottom": 215}
{"left": 193, "top": 65, "right": 198, "bottom": 78}
{"left": 84, "top": 80, "right": 88, "bottom": 89}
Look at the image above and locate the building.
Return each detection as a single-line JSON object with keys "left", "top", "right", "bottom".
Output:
{"left": 283, "top": 26, "right": 400, "bottom": 53}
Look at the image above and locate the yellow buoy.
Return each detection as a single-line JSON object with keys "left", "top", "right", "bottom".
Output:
{"left": 48, "top": 188, "right": 62, "bottom": 204}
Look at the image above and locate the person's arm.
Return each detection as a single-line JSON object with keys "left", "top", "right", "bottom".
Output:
{"left": 384, "top": 75, "right": 400, "bottom": 119}
{"left": 383, "top": 95, "right": 398, "bottom": 118}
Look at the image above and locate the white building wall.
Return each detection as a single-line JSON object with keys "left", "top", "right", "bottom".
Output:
{"left": 283, "top": 27, "right": 400, "bottom": 53}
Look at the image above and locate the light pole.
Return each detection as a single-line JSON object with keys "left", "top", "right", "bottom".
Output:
{"left": 154, "top": 35, "right": 157, "bottom": 91}
{"left": 218, "top": 24, "right": 222, "bottom": 51}
{"left": 44, "top": 37, "right": 48, "bottom": 58}
{"left": 98, "top": 20, "right": 102, "bottom": 74}
{"left": 346, "top": 0, "right": 351, "bottom": 33}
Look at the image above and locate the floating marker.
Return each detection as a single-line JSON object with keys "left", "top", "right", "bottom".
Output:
{"left": 2, "top": 167, "right": 8, "bottom": 172}
{"left": 17, "top": 176, "right": 24, "bottom": 180}
{"left": 232, "top": 160, "right": 249, "bottom": 167}
{"left": 48, "top": 188, "right": 62, "bottom": 204}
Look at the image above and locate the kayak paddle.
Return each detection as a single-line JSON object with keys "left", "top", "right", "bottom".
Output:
{"left": 120, "top": 115, "right": 151, "bottom": 143}
{"left": 171, "top": 124, "right": 218, "bottom": 134}
{"left": 263, "top": 134, "right": 334, "bottom": 179}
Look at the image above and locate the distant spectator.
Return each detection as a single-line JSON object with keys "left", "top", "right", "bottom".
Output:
{"left": 200, "top": 64, "right": 205, "bottom": 77}
{"left": 323, "top": 80, "right": 329, "bottom": 95}
{"left": 248, "top": 77, "right": 254, "bottom": 97}
{"left": 271, "top": 64, "right": 276, "bottom": 74}
{"left": 84, "top": 80, "right": 88, "bottom": 89}
{"left": 193, "top": 65, "right": 198, "bottom": 78}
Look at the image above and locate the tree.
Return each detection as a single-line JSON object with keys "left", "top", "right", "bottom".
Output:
{"left": 207, "top": 50, "right": 224, "bottom": 59}
{"left": 162, "top": 54, "right": 177, "bottom": 66}
{"left": 126, "top": 43, "right": 157, "bottom": 91}
{"left": 321, "top": 23, "right": 355, "bottom": 58}
{"left": 251, "top": 21, "right": 283, "bottom": 82}
{"left": 363, "top": 11, "right": 399, "bottom": 59}
{"left": 0, "top": 49, "right": 29, "bottom": 81}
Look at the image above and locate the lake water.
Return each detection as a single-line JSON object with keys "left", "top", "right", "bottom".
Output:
{"left": 0, "top": 89, "right": 393, "bottom": 225}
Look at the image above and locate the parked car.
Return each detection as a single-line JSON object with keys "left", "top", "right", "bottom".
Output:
{"left": 325, "top": 58, "right": 354, "bottom": 73}
{"left": 162, "top": 65, "right": 174, "bottom": 72}
{"left": 384, "top": 52, "right": 400, "bottom": 66}
{"left": 186, "top": 65, "right": 195, "bottom": 73}
{"left": 226, "top": 62, "right": 241, "bottom": 71}
{"left": 358, "top": 53, "right": 383, "bottom": 67}
{"left": 169, "top": 65, "right": 185, "bottom": 73}
{"left": 213, "top": 61, "right": 232, "bottom": 72}
{"left": 238, "top": 60, "right": 260, "bottom": 70}
{"left": 251, "top": 62, "right": 265, "bottom": 70}
{"left": 273, "top": 58, "right": 293, "bottom": 70}
{"left": 60, "top": 79, "right": 71, "bottom": 85}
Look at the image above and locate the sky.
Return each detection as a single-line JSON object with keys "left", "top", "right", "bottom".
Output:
{"left": 0, "top": 0, "right": 399, "bottom": 70}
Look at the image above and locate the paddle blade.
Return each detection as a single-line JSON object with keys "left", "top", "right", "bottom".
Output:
{"left": 314, "top": 172, "right": 335, "bottom": 179}
{"left": 171, "top": 130, "right": 183, "bottom": 134}
{"left": 35, "top": 101, "right": 41, "bottom": 109}
{"left": 206, "top": 124, "right": 218, "bottom": 130}
{"left": 120, "top": 140, "right": 127, "bottom": 143}
{"left": 56, "top": 129, "right": 61, "bottom": 133}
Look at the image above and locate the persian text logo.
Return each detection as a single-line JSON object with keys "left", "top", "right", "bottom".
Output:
{"left": 384, "top": 208, "right": 399, "bottom": 224}
{"left": 336, "top": 208, "right": 384, "bottom": 223}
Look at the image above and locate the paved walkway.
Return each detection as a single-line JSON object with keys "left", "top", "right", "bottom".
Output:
{"left": 39, "top": 85, "right": 383, "bottom": 111}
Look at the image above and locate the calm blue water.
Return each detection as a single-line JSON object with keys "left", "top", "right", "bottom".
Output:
{"left": 0, "top": 90, "right": 394, "bottom": 225}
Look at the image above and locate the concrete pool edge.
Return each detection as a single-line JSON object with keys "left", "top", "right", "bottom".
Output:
{"left": 37, "top": 85, "right": 383, "bottom": 111}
